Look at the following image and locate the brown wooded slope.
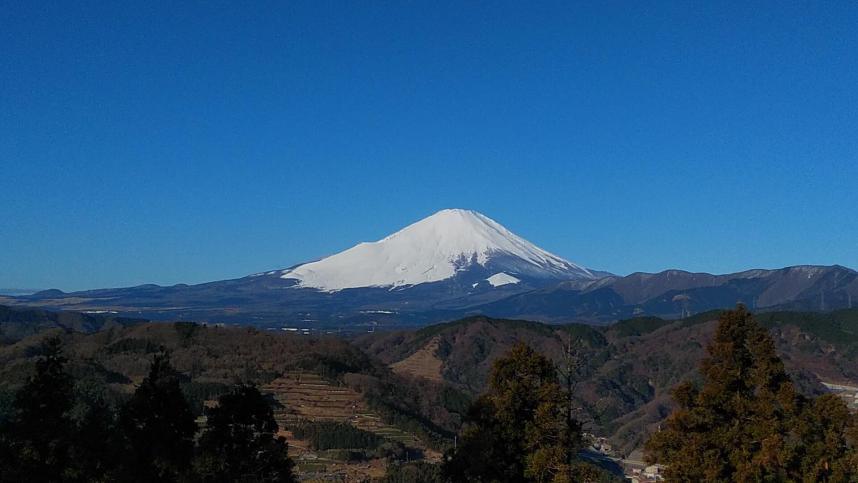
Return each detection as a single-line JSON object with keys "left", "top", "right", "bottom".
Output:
{"left": 357, "top": 310, "right": 858, "bottom": 455}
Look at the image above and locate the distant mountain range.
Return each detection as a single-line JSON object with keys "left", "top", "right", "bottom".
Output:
{"left": 0, "top": 288, "right": 42, "bottom": 296}
{"left": 3, "top": 209, "right": 856, "bottom": 327}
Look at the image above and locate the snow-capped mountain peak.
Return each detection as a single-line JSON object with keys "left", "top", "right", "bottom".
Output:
{"left": 279, "top": 208, "right": 594, "bottom": 291}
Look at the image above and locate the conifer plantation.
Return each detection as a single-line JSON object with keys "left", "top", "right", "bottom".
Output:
{"left": 645, "top": 306, "right": 858, "bottom": 481}
{"left": 0, "top": 338, "right": 296, "bottom": 483}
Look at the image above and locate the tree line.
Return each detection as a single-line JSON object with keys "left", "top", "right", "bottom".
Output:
{"left": 0, "top": 338, "right": 295, "bottom": 483}
{"left": 645, "top": 306, "right": 858, "bottom": 481}
{"left": 440, "top": 306, "right": 858, "bottom": 482}
{"left": 442, "top": 342, "right": 614, "bottom": 482}
{"left": 291, "top": 419, "right": 384, "bottom": 452}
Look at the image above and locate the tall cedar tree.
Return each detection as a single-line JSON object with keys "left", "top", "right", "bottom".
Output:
{"left": 443, "top": 343, "right": 596, "bottom": 483}
{"left": 71, "top": 394, "right": 123, "bottom": 482}
{"left": 0, "top": 336, "right": 76, "bottom": 482}
{"left": 194, "top": 385, "right": 296, "bottom": 483}
{"left": 120, "top": 352, "right": 197, "bottom": 483}
{"left": 645, "top": 306, "right": 858, "bottom": 481}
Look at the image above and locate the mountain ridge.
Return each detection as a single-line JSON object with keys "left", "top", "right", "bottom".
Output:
{"left": 5, "top": 264, "right": 856, "bottom": 328}
{"left": 3, "top": 210, "right": 856, "bottom": 327}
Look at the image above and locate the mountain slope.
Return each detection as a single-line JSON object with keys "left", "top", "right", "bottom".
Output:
{"left": 357, "top": 310, "right": 858, "bottom": 455}
{"left": 279, "top": 209, "right": 594, "bottom": 291}
{"left": 472, "top": 265, "right": 858, "bottom": 323}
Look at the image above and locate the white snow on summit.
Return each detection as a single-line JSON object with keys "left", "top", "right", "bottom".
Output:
{"left": 280, "top": 209, "right": 593, "bottom": 291}
{"left": 486, "top": 273, "right": 521, "bottom": 287}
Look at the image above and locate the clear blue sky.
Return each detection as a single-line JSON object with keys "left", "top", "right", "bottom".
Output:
{"left": 2, "top": 1, "right": 857, "bottom": 291}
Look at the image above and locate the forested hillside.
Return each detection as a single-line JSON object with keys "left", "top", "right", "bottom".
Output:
{"left": 0, "top": 310, "right": 470, "bottom": 480}
{"left": 358, "top": 309, "right": 858, "bottom": 454}
{"left": 0, "top": 304, "right": 143, "bottom": 344}
{"left": 3, "top": 305, "right": 858, "bottom": 478}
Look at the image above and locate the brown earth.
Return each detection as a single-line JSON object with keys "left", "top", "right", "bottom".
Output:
{"left": 390, "top": 336, "right": 444, "bottom": 383}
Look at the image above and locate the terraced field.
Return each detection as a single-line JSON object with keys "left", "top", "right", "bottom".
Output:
{"left": 263, "top": 371, "right": 420, "bottom": 445}
{"left": 261, "top": 371, "right": 438, "bottom": 479}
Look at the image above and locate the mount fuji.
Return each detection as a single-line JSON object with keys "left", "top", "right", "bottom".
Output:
{"left": 276, "top": 209, "right": 595, "bottom": 291}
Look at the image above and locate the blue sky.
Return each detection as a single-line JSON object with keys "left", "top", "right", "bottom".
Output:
{"left": 2, "top": 1, "right": 857, "bottom": 291}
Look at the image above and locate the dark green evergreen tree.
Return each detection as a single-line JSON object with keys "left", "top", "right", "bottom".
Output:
{"left": 120, "top": 352, "right": 197, "bottom": 482}
{"left": 645, "top": 306, "right": 858, "bottom": 481}
{"left": 0, "top": 336, "right": 76, "bottom": 482}
{"left": 443, "top": 343, "right": 594, "bottom": 483}
{"left": 71, "top": 395, "right": 123, "bottom": 482}
{"left": 194, "top": 385, "right": 295, "bottom": 483}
